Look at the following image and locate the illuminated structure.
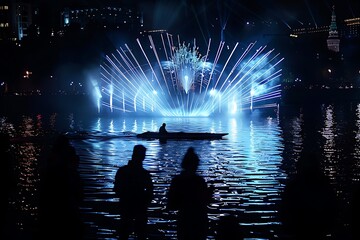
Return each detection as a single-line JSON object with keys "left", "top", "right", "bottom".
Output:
{"left": 292, "top": 25, "right": 329, "bottom": 37}
{"left": 343, "top": 17, "right": 360, "bottom": 39}
{"left": 61, "top": 5, "right": 143, "bottom": 33}
{"left": 0, "top": 2, "right": 11, "bottom": 41}
{"left": 0, "top": 0, "right": 34, "bottom": 41}
{"left": 291, "top": 8, "right": 359, "bottom": 41}
{"left": 327, "top": 5, "right": 340, "bottom": 52}
{"left": 94, "top": 34, "right": 283, "bottom": 117}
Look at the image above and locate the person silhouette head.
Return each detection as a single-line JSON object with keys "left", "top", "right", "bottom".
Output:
{"left": 131, "top": 144, "right": 147, "bottom": 164}
{"left": 181, "top": 147, "right": 200, "bottom": 172}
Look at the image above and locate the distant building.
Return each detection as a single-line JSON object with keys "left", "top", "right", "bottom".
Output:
{"left": 61, "top": 5, "right": 143, "bottom": 34}
{"left": 0, "top": 0, "right": 38, "bottom": 42}
{"left": 343, "top": 17, "right": 360, "bottom": 39}
{"left": 0, "top": 0, "right": 16, "bottom": 41}
{"left": 292, "top": 25, "right": 329, "bottom": 37}
{"left": 327, "top": 5, "right": 340, "bottom": 52}
{"left": 286, "top": 4, "right": 360, "bottom": 86}
{"left": 16, "top": 1, "right": 34, "bottom": 40}
{"left": 1, "top": 1, "right": 145, "bottom": 42}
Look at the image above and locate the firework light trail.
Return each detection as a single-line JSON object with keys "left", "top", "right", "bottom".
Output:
{"left": 96, "top": 33, "right": 283, "bottom": 117}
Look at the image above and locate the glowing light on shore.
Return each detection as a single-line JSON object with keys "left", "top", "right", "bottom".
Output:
{"left": 96, "top": 34, "right": 283, "bottom": 117}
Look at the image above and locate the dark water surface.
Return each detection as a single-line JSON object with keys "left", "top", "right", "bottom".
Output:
{"left": 1, "top": 102, "right": 359, "bottom": 239}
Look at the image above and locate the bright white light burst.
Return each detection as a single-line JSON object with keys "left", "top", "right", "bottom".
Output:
{"left": 96, "top": 34, "right": 283, "bottom": 117}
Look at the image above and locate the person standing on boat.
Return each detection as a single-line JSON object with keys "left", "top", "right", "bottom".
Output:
{"left": 167, "top": 147, "right": 214, "bottom": 240}
{"left": 113, "top": 145, "right": 154, "bottom": 240}
{"left": 159, "top": 123, "right": 168, "bottom": 134}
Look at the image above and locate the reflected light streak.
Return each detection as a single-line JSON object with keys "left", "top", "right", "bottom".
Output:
{"left": 354, "top": 104, "right": 360, "bottom": 179}
{"left": 321, "top": 105, "right": 337, "bottom": 179}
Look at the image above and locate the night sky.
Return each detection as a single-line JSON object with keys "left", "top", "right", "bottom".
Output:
{"left": 32, "top": 0, "right": 360, "bottom": 43}
{"left": 42, "top": 0, "right": 360, "bottom": 27}
{"left": 135, "top": 0, "right": 359, "bottom": 26}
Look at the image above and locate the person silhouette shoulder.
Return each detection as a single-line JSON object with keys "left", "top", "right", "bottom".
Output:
{"left": 167, "top": 147, "right": 214, "bottom": 240}
{"left": 113, "top": 145, "right": 154, "bottom": 240}
{"left": 279, "top": 152, "right": 338, "bottom": 239}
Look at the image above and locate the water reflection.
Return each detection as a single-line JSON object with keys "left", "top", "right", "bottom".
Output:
{"left": 1, "top": 104, "right": 359, "bottom": 239}
{"left": 355, "top": 104, "right": 360, "bottom": 180}
{"left": 1, "top": 115, "right": 49, "bottom": 237}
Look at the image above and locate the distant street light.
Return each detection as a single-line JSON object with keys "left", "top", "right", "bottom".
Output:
{"left": 23, "top": 70, "right": 32, "bottom": 78}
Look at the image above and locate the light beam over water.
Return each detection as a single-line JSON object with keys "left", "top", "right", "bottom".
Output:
{"left": 96, "top": 34, "right": 283, "bottom": 117}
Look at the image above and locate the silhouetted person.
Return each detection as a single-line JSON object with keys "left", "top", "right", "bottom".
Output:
{"left": 215, "top": 215, "right": 244, "bottom": 240}
{"left": 159, "top": 123, "right": 168, "bottom": 134}
{"left": 167, "top": 147, "right": 214, "bottom": 240}
{"left": 37, "top": 134, "right": 84, "bottom": 239}
{"left": 113, "top": 145, "right": 154, "bottom": 240}
{"left": 0, "top": 132, "right": 16, "bottom": 238}
{"left": 280, "top": 152, "right": 338, "bottom": 240}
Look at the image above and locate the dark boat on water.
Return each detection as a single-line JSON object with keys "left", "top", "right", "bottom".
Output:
{"left": 136, "top": 131, "right": 228, "bottom": 140}
{"left": 61, "top": 131, "right": 228, "bottom": 141}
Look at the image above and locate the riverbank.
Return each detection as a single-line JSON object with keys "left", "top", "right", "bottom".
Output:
{"left": 0, "top": 94, "right": 95, "bottom": 115}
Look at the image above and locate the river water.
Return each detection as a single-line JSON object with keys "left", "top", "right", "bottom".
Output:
{"left": 1, "top": 102, "right": 359, "bottom": 239}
